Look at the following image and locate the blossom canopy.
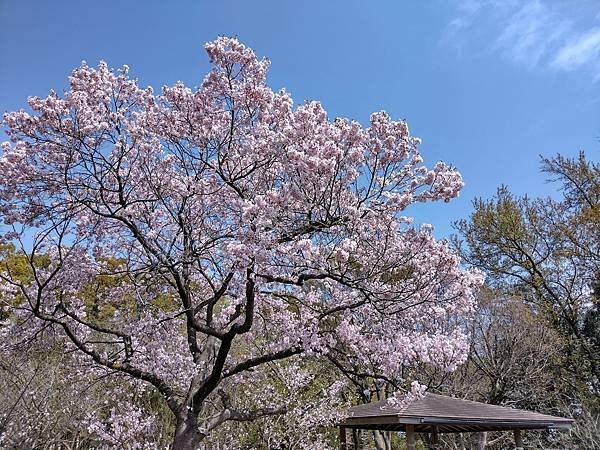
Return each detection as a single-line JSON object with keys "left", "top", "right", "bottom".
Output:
{"left": 0, "top": 37, "right": 482, "bottom": 449}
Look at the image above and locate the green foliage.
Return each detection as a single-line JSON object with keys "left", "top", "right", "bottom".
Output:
{"left": 0, "top": 244, "right": 50, "bottom": 320}
{"left": 453, "top": 152, "right": 600, "bottom": 449}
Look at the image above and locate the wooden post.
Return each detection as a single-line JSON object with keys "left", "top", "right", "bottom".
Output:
{"left": 406, "top": 424, "right": 416, "bottom": 450}
{"left": 514, "top": 429, "right": 524, "bottom": 450}
{"left": 431, "top": 426, "right": 439, "bottom": 449}
{"left": 339, "top": 426, "right": 347, "bottom": 450}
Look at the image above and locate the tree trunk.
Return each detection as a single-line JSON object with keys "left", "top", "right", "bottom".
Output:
{"left": 476, "top": 431, "right": 487, "bottom": 450}
{"left": 457, "top": 432, "right": 466, "bottom": 450}
{"left": 373, "top": 430, "right": 391, "bottom": 450}
{"left": 172, "top": 416, "right": 203, "bottom": 450}
{"left": 352, "top": 428, "right": 361, "bottom": 449}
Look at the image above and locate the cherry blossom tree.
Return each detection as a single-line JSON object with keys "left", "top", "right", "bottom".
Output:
{"left": 0, "top": 37, "right": 482, "bottom": 449}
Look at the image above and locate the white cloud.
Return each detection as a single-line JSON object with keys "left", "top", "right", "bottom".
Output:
{"left": 552, "top": 27, "right": 600, "bottom": 71}
{"left": 493, "top": 1, "right": 569, "bottom": 66}
{"left": 445, "top": 0, "right": 600, "bottom": 78}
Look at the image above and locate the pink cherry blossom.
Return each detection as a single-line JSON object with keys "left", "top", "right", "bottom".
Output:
{"left": 0, "top": 36, "right": 482, "bottom": 449}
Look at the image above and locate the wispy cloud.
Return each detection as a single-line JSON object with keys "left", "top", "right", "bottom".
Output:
{"left": 493, "top": 1, "right": 570, "bottom": 66}
{"left": 552, "top": 27, "right": 600, "bottom": 72}
{"left": 445, "top": 0, "right": 600, "bottom": 78}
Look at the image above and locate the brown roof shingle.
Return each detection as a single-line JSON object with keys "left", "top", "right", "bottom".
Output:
{"left": 340, "top": 393, "right": 574, "bottom": 433}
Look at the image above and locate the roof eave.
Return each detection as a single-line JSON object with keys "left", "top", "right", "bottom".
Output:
{"left": 339, "top": 415, "right": 574, "bottom": 430}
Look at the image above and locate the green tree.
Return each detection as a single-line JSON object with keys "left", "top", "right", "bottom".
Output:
{"left": 454, "top": 153, "right": 599, "bottom": 390}
{"left": 452, "top": 152, "right": 599, "bottom": 449}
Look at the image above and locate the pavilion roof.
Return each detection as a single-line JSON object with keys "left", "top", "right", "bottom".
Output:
{"left": 340, "top": 393, "right": 574, "bottom": 433}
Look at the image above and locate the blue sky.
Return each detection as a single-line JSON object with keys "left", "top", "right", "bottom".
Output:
{"left": 1, "top": 0, "right": 599, "bottom": 237}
